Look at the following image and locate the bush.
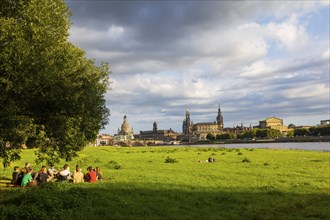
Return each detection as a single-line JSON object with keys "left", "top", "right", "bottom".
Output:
{"left": 107, "top": 160, "right": 121, "bottom": 169}
{"left": 165, "top": 156, "right": 178, "bottom": 163}
{"left": 242, "top": 157, "right": 250, "bottom": 163}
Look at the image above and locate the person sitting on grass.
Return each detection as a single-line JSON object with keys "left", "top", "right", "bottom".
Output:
{"left": 21, "top": 168, "right": 33, "bottom": 187}
{"left": 58, "top": 164, "right": 71, "bottom": 181}
{"left": 36, "top": 167, "right": 49, "bottom": 185}
{"left": 10, "top": 166, "right": 20, "bottom": 185}
{"left": 47, "top": 164, "right": 58, "bottom": 177}
{"left": 16, "top": 168, "right": 26, "bottom": 186}
{"left": 73, "top": 165, "right": 84, "bottom": 183}
{"left": 86, "top": 166, "right": 97, "bottom": 183}
{"left": 24, "top": 162, "right": 36, "bottom": 178}
{"left": 95, "top": 167, "right": 103, "bottom": 181}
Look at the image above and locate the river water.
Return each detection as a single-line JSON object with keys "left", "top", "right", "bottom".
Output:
{"left": 180, "top": 142, "right": 330, "bottom": 152}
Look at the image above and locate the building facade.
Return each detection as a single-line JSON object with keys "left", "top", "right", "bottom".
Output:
{"left": 139, "top": 121, "right": 178, "bottom": 141}
{"left": 258, "top": 117, "right": 292, "bottom": 133}
{"left": 182, "top": 105, "right": 224, "bottom": 139}
{"left": 94, "top": 134, "right": 112, "bottom": 146}
{"left": 320, "top": 119, "right": 330, "bottom": 126}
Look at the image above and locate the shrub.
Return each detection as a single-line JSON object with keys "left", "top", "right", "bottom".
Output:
{"left": 94, "top": 158, "right": 102, "bottom": 163}
{"left": 242, "top": 157, "right": 250, "bottom": 163}
{"left": 165, "top": 156, "right": 178, "bottom": 163}
{"left": 238, "top": 152, "right": 243, "bottom": 155}
{"left": 107, "top": 160, "right": 121, "bottom": 169}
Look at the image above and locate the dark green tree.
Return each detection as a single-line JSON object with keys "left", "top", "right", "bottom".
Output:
{"left": 0, "top": 0, "right": 110, "bottom": 167}
{"left": 206, "top": 133, "right": 216, "bottom": 141}
{"left": 238, "top": 129, "right": 257, "bottom": 140}
{"left": 309, "top": 126, "right": 330, "bottom": 136}
{"left": 294, "top": 128, "right": 310, "bottom": 137}
{"left": 216, "top": 133, "right": 236, "bottom": 140}
{"left": 256, "top": 129, "right": 282, "bottom": 138}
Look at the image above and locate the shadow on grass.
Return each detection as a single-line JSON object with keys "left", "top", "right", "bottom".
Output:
{"left": 0, "top": 182, "right": 329, "bottom": 220}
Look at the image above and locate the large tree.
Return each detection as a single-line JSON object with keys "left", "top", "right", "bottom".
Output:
{"left": 0, "top": 0, "right": 110, "bottom": 167}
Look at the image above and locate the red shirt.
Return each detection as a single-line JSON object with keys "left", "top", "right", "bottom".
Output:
{"left": 88, "top": 171, "right": 97, "bottom": 182}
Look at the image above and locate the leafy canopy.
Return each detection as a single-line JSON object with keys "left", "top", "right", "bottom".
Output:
{"left": 0, "top": 0, "right": 111, "bottom": 167}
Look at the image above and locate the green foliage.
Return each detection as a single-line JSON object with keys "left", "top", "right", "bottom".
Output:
{"left": 286, "top": 130, "right": 294, "bottom": 137}
{"left": 242, "top": 157, "right": 250, "bottom": 163}
{"left": 294, "top": 128, "right": 310, "bottom": 137}
{"left": 256, "top": 129, "right": 282, "bottom": 138}
{"left": 206, "top": 133, "right": 216, "bottom": 141}
{"left": 165, "top": 156, "right": 178, "bottom": 163}
{"left": 293, "top": 126, "right": 330, "bottom": 137}
{"left": 0, "top": 0, "right": 110, "bottom": 167}
{"left": 107, "top": 160, "right": 121, "bottom": 169}
{"left": 309, "top": 126, "right": 330, "bottom": 136}
{"left": 238, "top": 129, "right": 257, "bottom": 139}
{"left": 216, "top": 132, "right": 236, "bottom": 140}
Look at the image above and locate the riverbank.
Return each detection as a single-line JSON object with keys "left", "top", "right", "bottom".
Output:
{"left": 183, "top": 136, "right": 330, "bottom": 145}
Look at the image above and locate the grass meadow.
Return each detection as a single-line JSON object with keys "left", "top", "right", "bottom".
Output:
{"left": 0, "top": 146, "right": 329, "bottom": 220}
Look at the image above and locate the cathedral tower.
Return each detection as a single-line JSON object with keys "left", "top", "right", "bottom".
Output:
{"left": 182, "top": 109, "right": 191, "bottom": 134}
{"left": 153, "top": 121, "right": 158, "bottom": 133}
{"left": 216, "top": 104, "right": 224, "bottom": 130}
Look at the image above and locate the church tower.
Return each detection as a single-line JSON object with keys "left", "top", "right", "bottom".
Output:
{"left": 153, "top": 121, "right": 158, "bottom": 133}
{"left": 182, "top": 109, "right": 191, "bottom": 134}
{"left": 216, "top": 104, "right": 224, "bottom": 130}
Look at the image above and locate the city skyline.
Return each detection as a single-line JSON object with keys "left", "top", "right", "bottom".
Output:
{"left": 66, "top": 1, "right": 330, "bottom": 135}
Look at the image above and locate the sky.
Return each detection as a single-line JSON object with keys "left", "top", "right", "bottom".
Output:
{"left": 66, "top": 0, "right": 330, "bottom": 135}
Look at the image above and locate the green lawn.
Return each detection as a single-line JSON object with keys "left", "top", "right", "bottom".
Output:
{"left": 0, "top": 146, "right": 329, "bottom": 219}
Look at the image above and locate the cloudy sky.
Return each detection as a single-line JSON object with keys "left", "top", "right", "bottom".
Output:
{"left": 66, "top": 0, "right": 329, "bottom": 135}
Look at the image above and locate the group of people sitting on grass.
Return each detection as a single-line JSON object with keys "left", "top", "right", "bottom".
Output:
{"left": 10, "top": 162, "right": 103, "bottom": 187}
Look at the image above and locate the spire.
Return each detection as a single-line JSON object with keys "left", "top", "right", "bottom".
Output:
{"left": 153, "top": 121, "right": 158, "bottom": 133}
{"left": 217, "top": 103, "right": 223, "bottom": 129}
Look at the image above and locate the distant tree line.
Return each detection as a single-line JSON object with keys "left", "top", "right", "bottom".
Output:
{"left": 206, "top": 126, "right": 330, "bottom": 141}
{"left": 293, "top": 126, "right": 330, "bottom": 137}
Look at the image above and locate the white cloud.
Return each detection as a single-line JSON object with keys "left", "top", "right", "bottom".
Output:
{"left": 283, "top": 84, "right": 328, "bottom": 99}
{"left": 266, "top": 14, "right": 309, "bottom": 51}
{"left": 322, "top": 48, "right": 329, "bottom": 60}
{"left": 239, "top": 60, "right": 274, "bottom": 78}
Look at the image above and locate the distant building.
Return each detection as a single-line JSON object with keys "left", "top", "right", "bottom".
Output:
{"left": 320, "top": 119, "right": 330, "bottom": 126}
{"left": 258, "top": 117, "right": 292, "bottom": 133}
{"left": 95, "top": 134, "right": 112, "bottom": 146}
{"left": 113, "top": 115, "right": 134, "bottom": 142}
{"left": 182, "top": 104, "right": 224, "bottom": 140}
{"left": 139, "top": 121, "right": 178, "bottom": 141}
{"left": 224, "top": 123, "right": 252, "bottom": 134}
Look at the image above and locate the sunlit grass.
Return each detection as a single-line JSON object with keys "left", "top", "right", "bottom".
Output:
{"left": 0, "top": 146, "right": 329, "bottom": 219}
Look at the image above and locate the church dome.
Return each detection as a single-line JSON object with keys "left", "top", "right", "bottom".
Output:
{"left": 120, "top": 115, "right": 131, "bottom": 135}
